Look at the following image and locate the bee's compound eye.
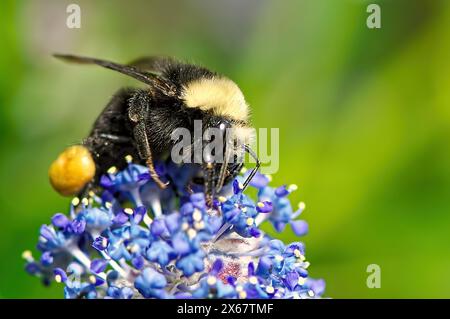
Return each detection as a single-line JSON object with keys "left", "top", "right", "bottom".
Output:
{"left": 49, "top": 145, "right": 96, "bottom": 196}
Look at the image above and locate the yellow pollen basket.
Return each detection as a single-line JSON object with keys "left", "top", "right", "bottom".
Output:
{"left": 49, "top": 145, "right": 96, "bottom": 196}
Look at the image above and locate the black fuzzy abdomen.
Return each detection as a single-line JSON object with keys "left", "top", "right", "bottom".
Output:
{"left": 84, "top": 88, "right": 140, "bottom": 179}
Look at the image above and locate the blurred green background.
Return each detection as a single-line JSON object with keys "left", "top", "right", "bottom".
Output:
{"left": 1, "top": 0, "right": 450, "bottom": 298}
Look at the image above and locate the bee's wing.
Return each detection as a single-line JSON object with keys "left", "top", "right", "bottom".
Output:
{"left": 127, "top": 56, "right": 177, "bottom": 74}
{"left": 53, "top": 54, "right": 177, "bottom": 96}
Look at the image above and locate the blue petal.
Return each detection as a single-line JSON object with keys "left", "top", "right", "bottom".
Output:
{"left": 232, "top": 179, "right": 242, "bottom": 194}
{"left": 51, "top": 213, "right": 70, "bottom": 228}
{"left": 290, "top": 220, "right": 308, "bottom": 236}
{"left": 171, "top": 233, "right": 192, "bottom": 256}
{"left": 256, "top": 201, "right": 273, "bottom": 213}
{"left": 310, "top": 279, "right": 326, "bottom": 296}
{"left": 69, "top": 219, "right": 86, "bottom": 234}
{"left": 132, "top": 206, "right": 147, "bottom": 224}
{"left": 176, "top": 251, "right": 205, "bottom": 276}
{"left": 132, "top": 255, "right": 145, "bottom": 270}
{"left": 146, "top": 241, "right": 174, "bottom": 266}
{"left": 250, "top": 227, "right": 261, "bottom": 238}
{"left": 256, "top": 256, "right": 272, "bottom": 277}
{"left": 164, "top": 213, "right": 180, "bottom": 234}
{"left": 284, "top": 271, "right": 299, "bottom": 291}
{"left": 134, "top": 268, "right": 167, "bottom": 298}
{"left": 275, "top": 185, "right": 289, "bottom": 197}
{"left": 53, "top": 268, "right": 67, "bottom": 282}
{"left": 113, "top": 212, "right": 129, "bottom": 225}
{"left": 83, "top": 207, "right": 112, "bottom": 230}
{"left": 273, "top": 221, "right": 286, "bottom": 232}
{"left": 92, "top": 236, "right": 109, "bottom": 251}
{"left": 210, "top": 259, "right": 223, "bottom": 275}
{"left": 190, "top": 193, "right": 206, "bottom": 209}
{"left": 285, "top": 242, "right": 305, "bottom": 256}
{"left": 248, "top": 262, "right": 255, "bottom": 276}
{"left": 248, "top": 172, "right": 269, "bottom": 189}
{"left": 150, "top": 219, "right": 167, "bottom": 237}
{"left": 180, "top": 202, "right": 194, "bottom": 216}
{"left": 90, "top": 259, "right": 108, "bottom": 274}
{"left": 40, "top": 251, "right": 53, "bottom": 266}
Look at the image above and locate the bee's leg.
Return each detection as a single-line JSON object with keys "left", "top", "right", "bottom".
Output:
{"left": 204, "top": 162, "right": 215, "bottom": 207}
{"left": 134, "top": 122, "right": 169, "bottom": 189}
{"left": 128, "top": 90, "right": 169, "bottom": 189}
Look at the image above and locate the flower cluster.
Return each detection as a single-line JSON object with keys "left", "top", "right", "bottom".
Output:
{"left": 24, "top": 158, "right": 325, "bottom": 299}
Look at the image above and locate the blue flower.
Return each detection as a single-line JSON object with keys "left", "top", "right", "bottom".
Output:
{"left": 193, "top": 276, "right": 237, "bottom": 299}
{"left": 51, "top": 213, "right": 70, "bottom": 229}
{"left": 221, "top": 193, "right": 260, "bottom": 238}
{"left": 53, "top": 268, "right": 67, "bottom": 283}
{"left": 248, "top": 171, "right": 270, "bottom": 189}
{"left": 308, "top": 278, "right": 326, "bottom": 296}
{"left": 171, "top": 232, "right": 192, "bottom": 255}
{"left": 100, "top": 163, "right": 149, "bottom": 192}
{"left": 25, "top": 262, "right": 40, "bottom": 275}
{"left": 107, "top": 230, "right": 132, "bottom": 261}
{"left": 150, "top": 219, "right": 168, "bottom": 237}
{"left": 25, "top": 160, "right": 325, "bottom": 299}
{"left": 92, "top": 236, "right": 109, "bottom": 251}
{"left": 243, "top": 282, "right": 269, "bottom": 299}
{"left": 106, "top": 286, "right": 134, "bottom": 299}
{"left": 40, "top": 251, "right": 53, "bottom": 266}
{"left": 258, "top": 186, "right": 308, "bottom": 236}
{"left": 38, "top": 225, "right": 67, "bottom": 250}
{"left": 90, "top": 259, "right": 108, "bottom": 274}
{"left": 256, "top": 201, "right": 273, "bottom": 213}
{"left": 80, "top": 207, "right": 112, "bottom": 232}
{"left": 176, "top": 250, "right": 205, "bottom": 276}
{"left": 134, "top": 267, "right": 168, "bottom": 298}
{"left": 164, "top": 212, "right": 181, "bottom": 234}
{"left": 146, "top": 240, "right": 174, "bottom": 266}
{"left": 64, "top": 282, "right": 90, "bottom": 299}
{"left": 255, "top": 256, "right": 272, "bottom": 278}
{"left": 67, "top": 219, "right": 86, "bottom": 234}
{"left": 132, "top": 255, "right": 145, "bottom": 270}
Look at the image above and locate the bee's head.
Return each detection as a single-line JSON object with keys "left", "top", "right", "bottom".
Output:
{"left": 179, "top": 75, "right": 255, "bottom": 198}
{"left": 186, "top": 115, "right": 254, "bottom": 201}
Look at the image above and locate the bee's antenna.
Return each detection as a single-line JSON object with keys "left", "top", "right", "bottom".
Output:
{"left": 241, "top": 145, "right": 260, "bottom": 191}
{"left": 53, "top": 54, "right": 176, "bottom": 96}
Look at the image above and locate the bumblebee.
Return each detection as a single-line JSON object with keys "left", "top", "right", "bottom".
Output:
{"left": 49, "top": 54, "right": 260, "bottom": 202}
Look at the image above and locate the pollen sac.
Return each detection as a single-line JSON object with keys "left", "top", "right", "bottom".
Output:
{"left": 49, "top": 145, "right": 96, "bottom": 196}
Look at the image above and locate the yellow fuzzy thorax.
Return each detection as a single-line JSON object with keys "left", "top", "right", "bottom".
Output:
{"left": 182, "top": 77, "right": 249, "bottom": 121}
